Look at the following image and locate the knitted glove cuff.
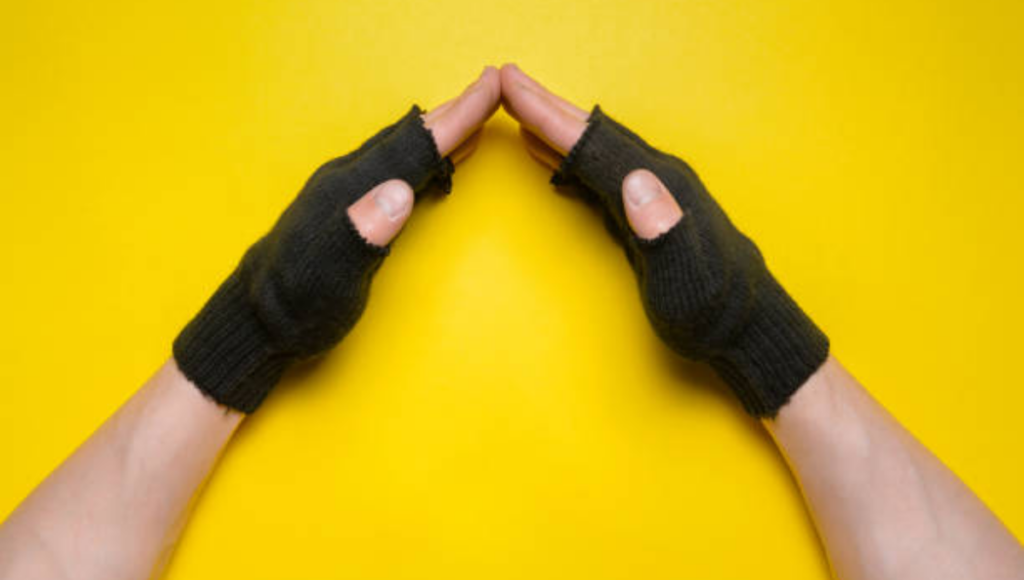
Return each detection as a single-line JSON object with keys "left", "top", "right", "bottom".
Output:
{"left": 173, "top": 270, "right": 288, "bottom": 413}
{"left": 708, "top": 275, "right": 829, "bottom": 417}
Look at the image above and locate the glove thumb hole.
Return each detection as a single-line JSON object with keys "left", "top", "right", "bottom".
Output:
{"left": 346, "top": 179, "right": 414, "bottom": 247}
{"left": 622, "top": 169, "right": 684, "bottom": 241}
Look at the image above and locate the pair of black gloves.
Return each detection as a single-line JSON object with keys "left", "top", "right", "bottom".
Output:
{"left": 174, "top": 105, "right": 829, "bottom": 418}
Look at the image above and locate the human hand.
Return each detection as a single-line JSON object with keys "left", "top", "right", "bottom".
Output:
{"left": 174, "top": 68, "right": 501, "bottom": 413}
{"left": 420, "top": 67, "right": 501, "bottom": 166}
{"left": 500, "top": 64, "right": 828, "bottom": 417}
{"left": 498, "top": 64, "right": 680, "bottom": 239}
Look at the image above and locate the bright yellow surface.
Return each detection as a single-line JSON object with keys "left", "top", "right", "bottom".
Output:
{"left": 2, "top": 0, "right": 1023, "bottom": 577}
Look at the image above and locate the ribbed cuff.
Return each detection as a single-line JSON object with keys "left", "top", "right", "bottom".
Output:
{"left": 709, "top": 275, "right": 829, "bottom": 417}
{"left": 173, "top": 271, "right": 288, "bottom": 413}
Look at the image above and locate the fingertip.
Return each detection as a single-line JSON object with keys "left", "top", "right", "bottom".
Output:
{"left": 479, "top": 66, "right": 502, "bottom": 103}
{"left": 482, "top": 66, "right": 499, "bottom": 90}
{"left": 622, "top": 169, "right": 684, "bottom": 240}
{"left": 376, "top": 179, "right": 414, "bottom": 217}
{"left": 347, "top": 179, "right": 414, "bottom": 247}
{"left": 500, "top": 63, "right": 533, "bottom": 95}
{"left": 499, "top": 64, "right": 518, "bottom": 91}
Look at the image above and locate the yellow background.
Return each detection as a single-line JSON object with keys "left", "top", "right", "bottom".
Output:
{"left": 2, "top": 0, "right": 1023, "bottom": 578}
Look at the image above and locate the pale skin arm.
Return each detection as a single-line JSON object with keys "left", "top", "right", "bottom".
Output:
{"left": 770, "top": 357, "right": 1024, "bottom": 580}
{"left": 0, "top": 361, "right": 244, "bottom": 580}
{"left": 499, "top": 63, "right": 1024, "bottom": 580}
{"left": 0, "top": 66, "right": 502, "bottom": 580}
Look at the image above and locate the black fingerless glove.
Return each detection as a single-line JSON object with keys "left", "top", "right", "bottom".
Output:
{"left": 174, "top": 106, "right": 453, "bottom": 413}
{"left": 552, "top": 106, "right": 828, "bottom": 417}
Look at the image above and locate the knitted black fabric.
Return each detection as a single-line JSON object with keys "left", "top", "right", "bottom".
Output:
{"left": 174, "top": 105, "right": 453, "bottom": 413}
{"left": 552, "top": 106, "right": 828, "bottom": 417}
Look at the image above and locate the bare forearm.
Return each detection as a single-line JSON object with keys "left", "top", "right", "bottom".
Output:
{"left": 767, "top": 356, "right": 1024, "bottom": 580}
{"left": 0, "top": 359, "right": 242, "bottom": 580}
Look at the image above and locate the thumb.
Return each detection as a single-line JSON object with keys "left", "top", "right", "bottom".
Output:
{"left": 346, "top": 179, "right": 414, "bottom": 247}
{"left": 622, "top": 169, "right": 684, "bottom": 240}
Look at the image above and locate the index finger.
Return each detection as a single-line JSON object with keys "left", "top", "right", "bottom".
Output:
{"left": 499, "top": 64, "right": 587, "bottom": 154}
{"left": 423, "top": 67, "right": 501, "bottom": 157}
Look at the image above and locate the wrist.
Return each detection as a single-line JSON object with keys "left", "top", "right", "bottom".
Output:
{"left": 766, "top": 356, "right": 855, "bottom": 438}
{"left": 708, "top": 275, "right": 830, "bottom": 417}
{"left": 173, "top": 270, "right": 289, "bottom": 413}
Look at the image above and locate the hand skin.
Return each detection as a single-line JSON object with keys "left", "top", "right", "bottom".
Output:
{"left": 500, "top": 63, "right": 1024, "bottom": 580}
{"left": 0, "top": 66, "right": 501, "bottom": 580}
